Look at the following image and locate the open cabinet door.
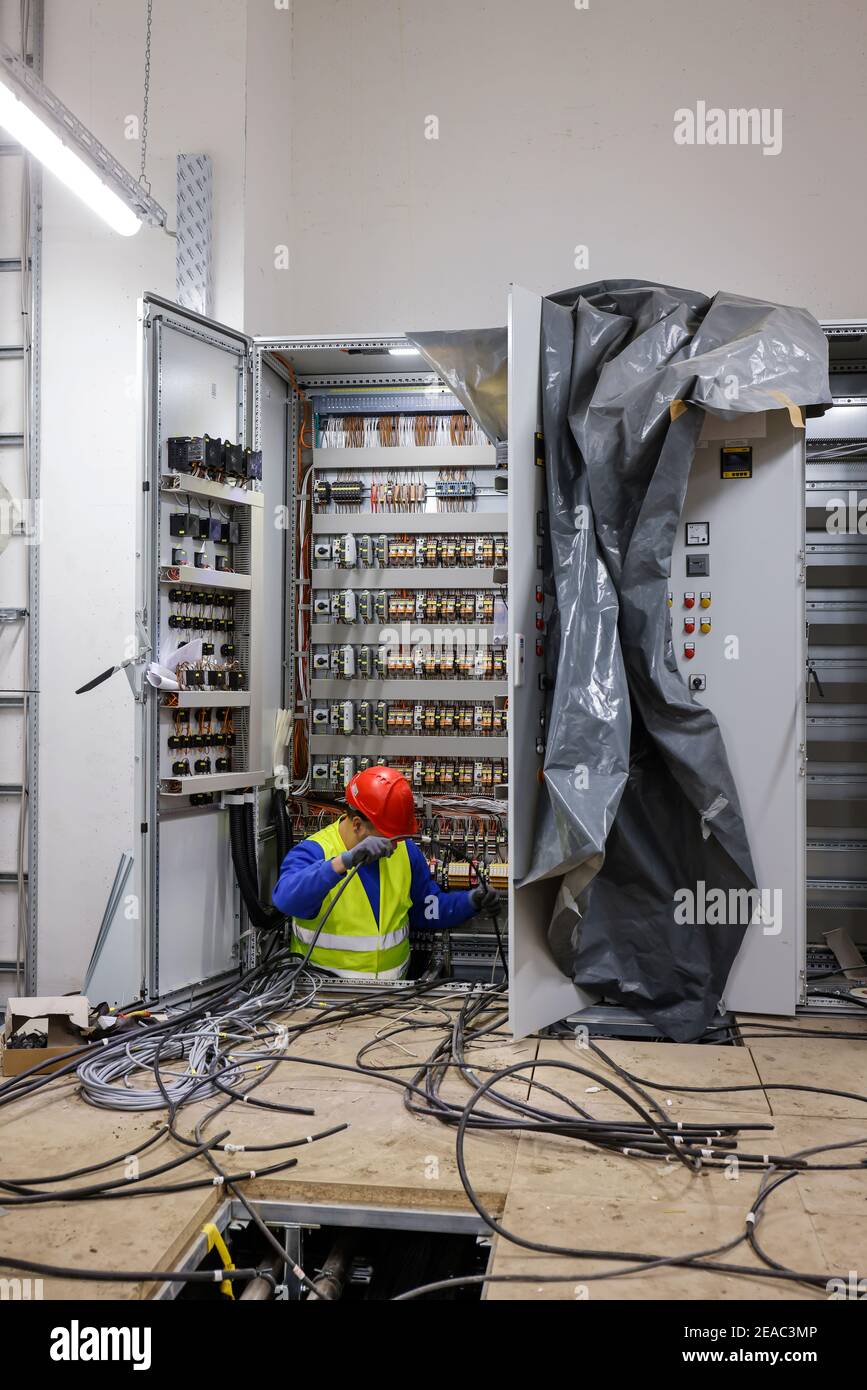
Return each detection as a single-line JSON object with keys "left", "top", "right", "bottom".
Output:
{"left": 507, "top": 285, "right": 594, "bottom": 1037}
{"left": 135, "top": 295, "right": 264, "bottom": 1001}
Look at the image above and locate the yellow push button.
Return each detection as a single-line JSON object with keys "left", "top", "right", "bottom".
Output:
{"left": 700, "top": 592, "right": 711, "bottom": 609}
{"left": 700, "top": 619, "right": 711, "bottom": 634}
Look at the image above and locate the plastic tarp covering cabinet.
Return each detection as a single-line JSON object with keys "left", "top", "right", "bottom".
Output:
{"left": 406, "top": 327, "right": 508, "bottom": 445}
{"left": 525, "top": 280, "right": 829, "bottom": 1039}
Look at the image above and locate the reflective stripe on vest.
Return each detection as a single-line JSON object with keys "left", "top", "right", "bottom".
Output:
{"left": 312, "top": 958, "right": 409, "bottom": 982}
{"left": 290, "top": 820, "right": 413, "bottom": 977}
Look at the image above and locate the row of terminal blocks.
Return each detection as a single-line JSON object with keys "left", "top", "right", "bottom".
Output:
{"left": 428, "top": 858, "right": 508, "bottom": 893}
{"left": 313, "top": 644, "right": 507, "bottom": 680}
{"left": 313, "top": 478, "right": 477, "bottom": 509}
{"left": 311, "top": 755, "right": 507, "bottom": 795}
{"left": 312, "top": 698, "right": 507, "bottom": 736}
{"left": 284, "top": 806, "right": 505, "bottom": 856}
{"left": 313, "top": 589, "right": 497, "bottom": 624}
{"left": 313, "top": 533, "right": 508, "bottom": 569}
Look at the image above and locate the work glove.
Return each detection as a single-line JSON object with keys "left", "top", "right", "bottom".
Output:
{"left": 341, "top": 835, "right": 396, "bottom": 870}
{"left": 470, "top": 885, "right": 500, "bottom": 916}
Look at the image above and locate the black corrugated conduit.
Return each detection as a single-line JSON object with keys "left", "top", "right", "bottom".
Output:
{"left": 229, "top": 802, "right": 285, "bottom": 933}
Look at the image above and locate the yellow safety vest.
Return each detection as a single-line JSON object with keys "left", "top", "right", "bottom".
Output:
{"left": 289, "top": 820, "right": 413, "bottom": 978}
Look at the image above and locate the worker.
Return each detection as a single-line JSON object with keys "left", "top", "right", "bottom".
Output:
{"left": 272, "top": 765, "right": 499, "bottom": 979}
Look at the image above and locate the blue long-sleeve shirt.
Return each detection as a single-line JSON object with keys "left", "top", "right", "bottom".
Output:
{"left": 272, "top": 834, "right": 478, "bottom": 930}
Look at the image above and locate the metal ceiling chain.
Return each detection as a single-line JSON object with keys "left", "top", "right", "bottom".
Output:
{"left": 140, "top": 0, "right": 153, "bottom": 193}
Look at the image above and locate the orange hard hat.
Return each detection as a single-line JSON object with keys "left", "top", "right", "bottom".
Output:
{"left": 345, "top": 765, "right": 418, "bottom": 838}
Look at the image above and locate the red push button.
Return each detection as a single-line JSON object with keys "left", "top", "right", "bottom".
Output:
{"left": 683, "top": 642, "right": 696, "bottom": 660}
{"left": 683, "top": 617, "right": 695, "bottom": 634}
{"left": 684, "top": 592, "right": 696, "bottom": 610}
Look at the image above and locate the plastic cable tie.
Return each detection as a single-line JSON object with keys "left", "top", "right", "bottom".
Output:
{"left": 673, "top": 1134, "right": 683, "bottom": 1145}
{"left": 212, "top": 1176, "right": 225, "bottom": 1186}
{"left": 746, "top": 1211, "right": 756, "bottom": 1224}
{"left": 701, "top": 1148, "right": 713, "bottom": 1159}
{"left": 224, "top": 1143, "right": 244, "bottom": 1153}
{"left": 306, "top": 1135, "right": 313, "bottom": 1144}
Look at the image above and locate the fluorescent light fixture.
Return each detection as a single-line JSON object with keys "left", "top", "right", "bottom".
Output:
{"left": 389, "top": 347, "right": 420, "bottom": 356}
{"left": 0, "top": 41, "right": 166, "bottom": 236}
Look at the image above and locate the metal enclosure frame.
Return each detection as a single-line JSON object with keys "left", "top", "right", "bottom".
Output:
{"left": 803, "top": 318, "right": 867, "bottom": 987}
{"left": 248, "top": 333, "right": 465, "bottom": 971}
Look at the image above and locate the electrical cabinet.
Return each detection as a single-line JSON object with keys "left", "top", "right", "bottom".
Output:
{"left": 128, "top": 287, "right": 822, "bottom": 1036}
{"left": 133, "top": 297, "right": 518, "bottom": 1003}
{"left": 803, "top": 322, "right": 867, "bottom": 987}
{"left": 505, "top": 288, "right": 808, "bottom": 1037}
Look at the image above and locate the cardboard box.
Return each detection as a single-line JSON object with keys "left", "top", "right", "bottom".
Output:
{"left": 1, "top": 996, "right": 90, "bottom": 1077}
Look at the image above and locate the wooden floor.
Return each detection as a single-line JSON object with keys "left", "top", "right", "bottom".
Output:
{"left": 0, "top": 1006, "right": 865, "bottom": 1300}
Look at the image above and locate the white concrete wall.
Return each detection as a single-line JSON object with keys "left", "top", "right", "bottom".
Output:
{"left": 244, "top": 1, "right": 293, "bottom": 336}
{"left": 282, "top": 0, "right": 867, "bottom": 332}
{"left": 36, "top": 0, "right": 251, "bottom": 991}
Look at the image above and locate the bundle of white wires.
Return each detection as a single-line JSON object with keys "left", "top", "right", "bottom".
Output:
{"left": 77, "top": 967, "right": 321, "bottom": 1111}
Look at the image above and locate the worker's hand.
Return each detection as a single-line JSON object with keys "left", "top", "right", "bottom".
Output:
{"left": 470, "top": 885, "right": 500, "bottom": 916}
{"left": 341, "top": 835, "right": 396, "bottom": 870}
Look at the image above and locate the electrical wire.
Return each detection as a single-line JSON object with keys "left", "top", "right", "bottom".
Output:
{"left": 0, "top": 948, "right": 864, "bottom": 1301}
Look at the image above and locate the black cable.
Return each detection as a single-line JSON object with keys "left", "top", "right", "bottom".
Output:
{"left": 1, "top": 949, "right": 862, "bottom": 1300}
{"left": 229, "top": 802, "right": 284, "bottom": 932}
{"left": 273, "top": 787, "right": 291, "bottom": 865}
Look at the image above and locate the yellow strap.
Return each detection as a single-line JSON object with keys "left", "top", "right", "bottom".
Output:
{"left": 670, "top": 398, "right": 688, "bottom": 421}
{"left": 202, "top": 1221, "right": 236, "bottom": 1299}
{"left": 769, "top": 390, "right": 805, "bottom": 429}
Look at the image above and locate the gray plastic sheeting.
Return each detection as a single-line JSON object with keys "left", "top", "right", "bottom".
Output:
{"left": 406, "top": 327, "right": 507, "bottom": 444}
{"left": 530, "top": 280, "right": 830, "bottom": 1040}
